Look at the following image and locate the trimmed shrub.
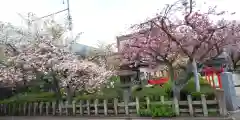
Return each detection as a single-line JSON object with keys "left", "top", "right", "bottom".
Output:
{"left": 0, "top": 92, "right": 56, "bottom": 104}
{"left": 181, "top": 76, "right": 215, "bottom": 100}
{"left": 132, "top": 82, "right": 172, "bottom": 101}
{"left": 75, "top": 87, "right": 123, "bottom": 101}
{"left": 138, "top": 103, "right": 175, "bottom": 117}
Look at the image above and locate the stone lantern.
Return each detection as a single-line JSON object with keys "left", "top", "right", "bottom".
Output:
{"left": 204, "top": 48, "right": 232, "bottom": 72}
{"left": 116, "top": 70, "right": 137, "bottom": 102}
{"left": 203, "top": 50, "right": 239, "bottom": 111}
{"left": 117, "top": 64, "right": 140, "bottom": 115}
{"left": 204, "top": 57, "right": 228, "bottom": 72}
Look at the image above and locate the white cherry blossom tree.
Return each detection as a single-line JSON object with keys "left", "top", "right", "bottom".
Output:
{"left": 0, "top": 15, "right": 114, "bottom": 102}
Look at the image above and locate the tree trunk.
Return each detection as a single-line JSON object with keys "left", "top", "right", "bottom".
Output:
{"left": 66, "top": 86, "right": 74, "bottom": 104}
{"left": 51, "top": 72, "right": 62, "bottom": 100}
{"left": 191, "top": 58, "right": 200, "bottom": 92}
{"left": 52, "top": 78, "right": 61, "bottom": 99}
{"left": 168, "top": 63, "right": 180, "bottom": 100}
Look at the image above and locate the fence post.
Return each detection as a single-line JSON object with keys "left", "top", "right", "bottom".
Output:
{"left": 0, "top": 104, "right": 3, "bottom": 115}
{"left": 215, "top": 89, "right": 227, "bottom": 116}
{"left": 46, "top": 102, "right": 49, "bottom": 116}
{"left": 187, "top": 95, "right": 194, "bottom": 116}
{"left": 52, "top": 101, "right": 56, "bottom": 116}
{"left": 94, "top": 99, "right": 98, "bottom": 115}
{"left": 1, "top": 104, "right": 3, "bottom": 114}
{"left": 0, "top": 104, "right": 2, "bottom": 115}
{"left": 201, "top": 94, "right": 208, "bottom": 116}
{"left": 173, "top": 97, "right": 180, "bottom": 116}
{"left": 86, "top": 100, "right": 90, "bottom": 115}
{"left": 0, "top": 104, "right": 3, "bottom": 114}
{"left": 59, "top": 101, "right": 63, "bottom": 116}
{"left": 160, "top": 96, "right": 165, "bottom": 104}
{"left": 4, "top": 104, "right": 6, "bottom": 115}
{"left": 135, "top": 97, "right": 140, "bottom": 115}
{"left": 3, "top": 104, "right": 7, "bottom": 115}
{"left": 28, "top": 102, "right": 31, "bottom": 116}
{"left": 16, "top": 103, "right": 19, "bottom": 116}
{"left": 65, "top": 101, "right": 68, "bottom": 116}
{"left": 79, "top": 100, "right": 83, "bottom": 115}
{"left": 39, "top": 102, "right": 43, "bottom": 115}
{"left": 103, "top": 99, "right": 108, "bottom": 115}
{"left": 0, "top": 104, "right": 2, "bottom": 114}
{"left": 1, "top": 104, "right": 3, "bottom": 115}
{"left": 33, "top": 102, "right": 37, "bottom": 116}
{"left": 7, "top": 103, "right": 10, "bottom": 116}
{"left": 145, "top": 97, "right": 150, "bottom": 110}
{"left": 23, "top": 103, "right": 27, "bottom": 115}
{"left": 114, "top": 98, "right": 118, "bottom": 115}
{"left": 72, "top": 100, "right": 76, "bottom": 116}
{"left": 12, "top": 103, "right": 16, "bottom": 116}
{"left": 3, "top": 104, "right": 6, "bottom": 115}
{"left": 18, "top": 103, "right": 21, "bottom": 115}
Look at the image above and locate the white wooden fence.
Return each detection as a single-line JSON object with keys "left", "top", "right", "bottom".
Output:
{"left": 0, "top": 89, "right": 227, "bottom": 117}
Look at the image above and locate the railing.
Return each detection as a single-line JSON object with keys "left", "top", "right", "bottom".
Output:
{"left": 0, "top": 90, "right": 227, "bottom": 117}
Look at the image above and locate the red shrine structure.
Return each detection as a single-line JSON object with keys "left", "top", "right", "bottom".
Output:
{"left": 202, "top": 66, "right": 224, "bottom": 89}
{"left": 147, "top": 66, "right": 224, "bottom": 89}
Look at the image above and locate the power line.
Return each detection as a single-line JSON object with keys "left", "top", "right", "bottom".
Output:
{"left": 29, "top": 0, "right": 72, "bottom": 31}
{"left": 28, "top": 0, "right": 74, "bottom": 46}
{"left": 31, "top": 9, "right": 68, "bottom": 22}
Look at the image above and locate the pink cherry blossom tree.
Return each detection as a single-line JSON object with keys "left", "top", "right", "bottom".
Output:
{"left": 120, "top": 27, "right": 187, "bottom": 98}
{"left": 120, "top": 0, "right": 237, "bottom": 92}
{"left": 225, "top": 21, "right": 240, "bottom": 70}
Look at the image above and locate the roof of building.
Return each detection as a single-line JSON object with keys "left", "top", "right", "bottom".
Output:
{"left": 70, "top": 43, "right": 96, "bottom": 57}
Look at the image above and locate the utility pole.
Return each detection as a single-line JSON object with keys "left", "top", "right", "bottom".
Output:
{"left": 65, "top": 0, "right": 75, "bottom": 50}
{"left": 29, "top": 0, "right": 73, "bottom": 46}
{"left": 66, "top": 0, "right": 72, "bottom": 31}
{"left": 31, "top": 0, "right": 71, "bottom": 26}
{"left": 17, "top": 0, "right": 74, "bottom": 46}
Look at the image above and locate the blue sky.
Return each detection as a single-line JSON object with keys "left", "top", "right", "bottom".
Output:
{"left": 0, "top": 0, "right": 238, "bottom": 47}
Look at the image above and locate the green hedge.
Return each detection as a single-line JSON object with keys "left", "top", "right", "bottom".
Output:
{"left": 132, "top": 76, "right": 215, "bottom": 100}
{"left": 181, "top": 76, "right": 215, "bottom": 100}
{"left": 74, "top": 87, "right": 123, "bottom": 101}
{"left": 132, "top": 82, "right": 172, "bottom": 98}
{"left": 0, "top": 76, "right": 215, "bottom": 103}
{"left": 0, "top": 92, "right": 57, "bottom": 104}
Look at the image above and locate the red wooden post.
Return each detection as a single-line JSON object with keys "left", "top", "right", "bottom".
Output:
{"left": 205, "top": 71, "right": 208, "bottom": 82}
{"left": 211, "top": 72, "right": 216, "bottom": 88}
{"left": 204, "top": 67, "right": 210, "bottom": 84}
{"left": 206, "top": 73, "right": 210, "bottom": 83}
{"left": 203, "top": 66, "right": 224, "bottom": 89}
{"left": 217, "top": 73, "right": 222, "bottom": 88}
{"left": 217, "top": 67, "right": 224, "bottom": 88}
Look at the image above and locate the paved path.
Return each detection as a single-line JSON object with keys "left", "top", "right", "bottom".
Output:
{"left": 232, "top": 75, "right": 240, "bottom": 120}
{"left": 0, "top": 116, "right": 234, "bottom": 120}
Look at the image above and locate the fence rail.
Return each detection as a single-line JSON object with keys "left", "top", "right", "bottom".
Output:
{"left": 0, "top": 90, "right": 227, "bottom": 117}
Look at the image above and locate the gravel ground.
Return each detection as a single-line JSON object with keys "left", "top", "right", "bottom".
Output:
{"left": 0, "top": 116, "right": 234, "bottom": 120}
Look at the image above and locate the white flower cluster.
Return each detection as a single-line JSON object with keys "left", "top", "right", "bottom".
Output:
{"left": 0, "top": 39, "right": 114, "bottom": 90}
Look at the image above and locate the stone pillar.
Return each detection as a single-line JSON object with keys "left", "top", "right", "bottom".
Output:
{"left": 215, "top": 89, "right": 227, "bottom": 116}
{"left": 233, "top": 72, "right": 240, "bottom": 95}
{"left": 221, "top": 72, "right": 238, "bottom": 111}
{"left": 233, "top": 72, "right": 240, "bottom": 84}
{"left": 139, "top": 72, "right": 148, "bottom": 85}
